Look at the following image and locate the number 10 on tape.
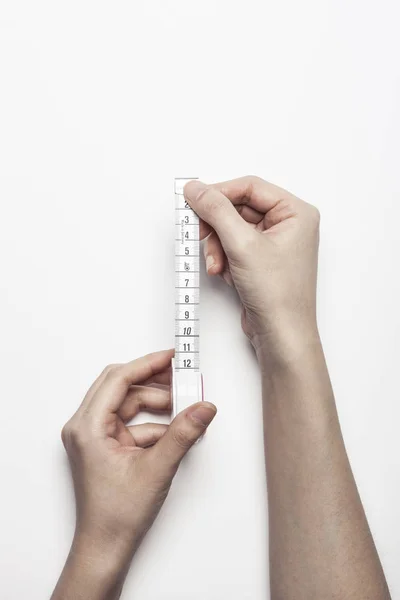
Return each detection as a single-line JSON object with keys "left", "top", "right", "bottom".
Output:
{"left": 172, "top": 178, "right": 204, "bottom": 418}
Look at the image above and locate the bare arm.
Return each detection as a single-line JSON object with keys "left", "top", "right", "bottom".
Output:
{"left": 51, "top": 350, "right": 216, "bottom": 600}
{"left": 185, "top": 175, "right": 390, "bottom": 600}
{"left": 260, "top": 332, "right": 389, "bottom": 600}
{"left": 51, "top": 534, "right": 131, "bottom": 600}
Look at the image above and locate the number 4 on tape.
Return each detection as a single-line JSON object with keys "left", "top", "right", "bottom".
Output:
{"left": 172, "top": 178, "right": 204, "bottom": 420}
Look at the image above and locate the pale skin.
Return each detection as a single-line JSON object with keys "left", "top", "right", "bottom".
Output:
{"left": 51, "top": 176, "right": 391, "bottom": 600}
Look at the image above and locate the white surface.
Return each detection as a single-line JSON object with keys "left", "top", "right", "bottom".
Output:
{"left": 0, "top": 1, "right": 399, "bottom": 598}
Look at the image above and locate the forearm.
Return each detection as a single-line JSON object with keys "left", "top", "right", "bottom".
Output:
{"left": 52, "top": 348, "right": 216, "bottom": 600}
{"left": 258, "top": 323, "right": 390, "bottom": 600}
{"left": 51, "top": 530, "right": 134, "bottom": 600}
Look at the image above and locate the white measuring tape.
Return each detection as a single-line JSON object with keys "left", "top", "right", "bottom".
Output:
{"left": 172, "top": 178, "right": 204, "bottom": 418}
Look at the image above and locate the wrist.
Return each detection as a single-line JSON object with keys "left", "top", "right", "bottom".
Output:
{"left": 72, "top": 525, "right": 139, "bottom": 569}
{"left": 51, "top": 530, "right": 135, "bottom": 600}
{"left": 252, "top": 310, "right": 321, "bottom": 370}
{"left": 256, "top": 315, "right": 339, "bottom": 440}
{"left": 66, "top": 527, "right": 138, "bottom": 588}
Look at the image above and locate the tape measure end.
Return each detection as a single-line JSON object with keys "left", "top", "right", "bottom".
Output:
{"left": 171, "top": 358, "right": 204, "bottom": 420}
{"left": 174, "top": 177, "right": 199, "bottom": 195}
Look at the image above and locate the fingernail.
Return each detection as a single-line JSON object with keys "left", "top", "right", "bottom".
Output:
{"left": 184, "top": 180, "right": 207, "bottom": 202}
{"left": 189, "top": 403, "right": 217, "bottom": 427}
{"left": 206, "top": 255, "right": 215, "bottom": 273}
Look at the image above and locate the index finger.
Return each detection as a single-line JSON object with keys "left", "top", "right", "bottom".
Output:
{"left": 87, "top": 349, "right": 174, "bottom": 419}
{"left": 211, "top": 175, "right": 290, "bottom": 214}
{"left": 199, "top": 203, "right": 263, "bottom": 241}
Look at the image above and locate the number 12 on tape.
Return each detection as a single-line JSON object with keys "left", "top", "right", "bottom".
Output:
{"left": 172, "top": 178, "right": 204, "bottom": 418}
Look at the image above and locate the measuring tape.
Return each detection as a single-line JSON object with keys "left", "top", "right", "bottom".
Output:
{"left": 172, "top": 178, "right": 204, "bottom": 418}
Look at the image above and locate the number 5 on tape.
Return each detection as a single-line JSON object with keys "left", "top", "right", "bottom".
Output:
{"left": 172, "top": 178, "right": 204, "bottom": 419}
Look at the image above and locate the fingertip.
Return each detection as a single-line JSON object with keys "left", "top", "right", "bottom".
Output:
{"left": 204, "top": 231, "right": 225, "bottom": 275}
{"left": 205, "top": 255, "right": 218, "bottom": 275}
{"left": 184, "top": 180, "right": 207, "bottom": 202}
{"left": 203, "top": 401, "right": 217, "bottom": 413}
{"left": 187, "top": 402, "right": 217, "bottom": 427}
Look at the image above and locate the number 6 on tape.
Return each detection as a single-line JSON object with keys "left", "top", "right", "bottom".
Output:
{"left": 172, "top": 178, "right": 204, "bottom": 419}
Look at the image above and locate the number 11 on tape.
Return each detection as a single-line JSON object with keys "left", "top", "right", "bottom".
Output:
{"left": 172, "top": 178, "right": 204, "bottom": 419}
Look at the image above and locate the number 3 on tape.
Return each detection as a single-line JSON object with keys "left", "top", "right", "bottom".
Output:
{"left": 172, "top": 178, "right": 204, "bottom": 419}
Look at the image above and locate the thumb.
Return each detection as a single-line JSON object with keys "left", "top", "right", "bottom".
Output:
{"left": 184, "top": 180, "right": 253, "bottom": 257}
{"left": 150, "top": 402, "right": 217, "bottom": 475}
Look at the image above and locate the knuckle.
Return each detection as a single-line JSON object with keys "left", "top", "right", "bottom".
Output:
{"left": 171, "top": 427, "right": 193, "bottom": 451}
{"left": 201, "top": 189, "right": 226, "bottom": 215}
{"left": 244, "top": 174, "right": 264, "bottom": 186}
{"left": 134, "top": 389, "right": 145, "bottom": 411}
{"left": 61, "top": 422, "right": 71, "bottom": 446}
{"left": 102, "top": 363, "right": 121, "bottom": 376}
{"left": 242, "top": 175, "right": 267, "bottom": 197}
{"left": 69, "top": 427, "right": 89, "bottom": 450}
{"left": 308, "top": 204, "right": 321, "bottom": 226}
{"left": 61, "top": 420, "right": 77, "bottom": 447}
{"left": 104, "top": 363, "right": 125, "bottom": 381}
{"left": 61, "top": 419, "right": 89, "bottom": 450}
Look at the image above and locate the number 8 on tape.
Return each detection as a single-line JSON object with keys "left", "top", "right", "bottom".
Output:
{"left": 172, "top": 178, "right": 204, "bottom": 419}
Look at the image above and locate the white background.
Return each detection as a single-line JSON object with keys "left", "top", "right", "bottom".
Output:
{"left": 0, "top": 1, "right": 399, "bottom": 599}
